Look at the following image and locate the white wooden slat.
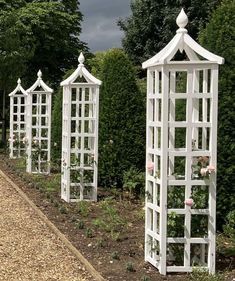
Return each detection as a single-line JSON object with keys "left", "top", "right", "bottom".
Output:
{"left": 208, "top": 66, "right": 218, "bottom": 274}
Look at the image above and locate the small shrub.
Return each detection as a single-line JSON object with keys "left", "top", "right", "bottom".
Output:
{"left": 46, "top": 193, "right": 51, "bottom": 199}
{"left": 125, "top": 261, "right": 135, "bottom": 272}
{"left": 223, "top": 210, "right": 235, "bottom": 239}
{"left": 75, "top": 220, "right": 85, "bottom": 230}
{"left": 111, "top": 251, "right": 120, "bottom": 260}
{"left": 96, "top": 238, "right": 106, "bottom": 248}
{"left": 85, "top": 228, "right": 93, "bottom": 238}
{"left": 59, "top": 205, "right": 68, "bottom": 214}
{"left": 77, "top": 201, "right": 90, "bottom": 217}
{"left": 190, "top": 269, "right": 225, "bottom": 281}
{"left": 141, "top": 276, "right": 151, "bottom": 281}
{"left": 53, "top": 201, "right": 59, "bottom": 207}
{"left": 123, "top": 167, "right": 145, "bottom": 198}
{"left": 93, "top": 199, "right": 126, "bottom": 240}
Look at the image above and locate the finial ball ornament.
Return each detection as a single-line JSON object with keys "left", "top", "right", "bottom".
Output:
{"left": 176, "top": 8, "right": 188, "bottom": 28}
{"left": 17, "top": 78, "right": 21, "bottom": 85}
{"left": 37, "top": 70, "right": 42, "bottom": 78}
{"left": 78, "top": 52, "right": 85, "bottom": 65}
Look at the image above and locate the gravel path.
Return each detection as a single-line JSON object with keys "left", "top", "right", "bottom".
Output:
{"left": 0, "top": 173, "right": 94, "bottom": 281}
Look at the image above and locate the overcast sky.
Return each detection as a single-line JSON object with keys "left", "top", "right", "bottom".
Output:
{"left": 80, "top": 0, "right": 131, "bottom": 52}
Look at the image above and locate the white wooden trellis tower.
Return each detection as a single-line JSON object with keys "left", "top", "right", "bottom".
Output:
{"left": 61, "top": 53, "right": 101, "bottom": 202}
{"left": 9, "top": 79, "right": 28, "bottom": 158}
{"left": 143, "top": 9, "right": 224, "bottom": 275}
{"left": 26, "top": 70, "right": 53, "bottom": 174}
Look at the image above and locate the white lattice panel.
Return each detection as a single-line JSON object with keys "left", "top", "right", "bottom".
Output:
{"left": 61, "top": 53, "right": 101, "bottom": 202}
{"left": 143, "top": 9, "right": 224, "bottom": 275}
{"left": 9, "top": 79, "right": 28, "bottom": 158}
{"left": 26, "top": 71, "right": 53, "bottom": 174}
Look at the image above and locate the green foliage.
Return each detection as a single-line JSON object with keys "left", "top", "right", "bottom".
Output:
{"left": 85, "top": 227, "right": 93, "bottom": 238}
{"left": 77, "top": 201, "right": 91, "bottom": 217}
{"left": 167, "top": 212, "right": 184, "bottom": 237}
{"left": 125, "top": 261, "right": 135, "bottom": 272}
{"left": 51, "top": 89, "right": 63, "bottom": 162}
{"left": 0, "top": 1, "right": 87, "bottom": 87}
{"left": 58, "top": 205, "right": 68, "bottom": 214}
{"left": 190, "top": 269, "right": 225, "bottom": 281}
{"left": 123, "top": 167, "right": 145, "bottom": 197}
{"left": 199, "top": 0, "right": 235, "bottom": 226}
{"left": 0, "top": 0, "right": 88, "bottom": 143}
{"left": 217, "top": 233, "right": 235, "bottom": 257}
{"left": 111, "top": 251, "right": 120, "bottom": 260}
{"left": 93, "top": 198, "right": 126, "bottom": 240}
{"left": 51, "top": 69, "right": 74, "bottom": 163}
{"left": 87, "top": 51, "right": 106, "bottom": 79}
{"left": 223, "top": 210, "right": 235, "bottom": 239}
{"left": 118, "top": 0, "right": 221, "bottom": 65}
{"left": 99, "top": 49, "right": 145, "bottom": 187}
{"left": 141, "top": 276, "right": 151, "bottom": 281}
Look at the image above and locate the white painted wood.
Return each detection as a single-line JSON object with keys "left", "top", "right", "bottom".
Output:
{"left": 143, "top": 9, "right": 223, "bottom": 275}
{"left": 208, "top": 66, "right": 218, "bottom": 274}
{"left": 61, "top": 53, "right": 101, "bottom": 202}
{"left": 26, "top": 70, "right": 53, "bottom": 174}
{"left": 9, "top": 79, "right": 28, "bottom": 159}
{"left": 142, "top": 9, "right": 224, "bottom": 69}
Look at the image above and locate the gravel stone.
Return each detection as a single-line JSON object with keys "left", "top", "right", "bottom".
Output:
{"left": 0, "top": 174, "right": 93, "bottom": 281}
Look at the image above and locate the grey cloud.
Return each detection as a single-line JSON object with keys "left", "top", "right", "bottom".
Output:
{"left": 79, "top": 0, "right": 131, "bottom": 52}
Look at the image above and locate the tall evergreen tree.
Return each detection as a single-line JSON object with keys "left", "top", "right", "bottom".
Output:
{"left": 118, "top": 0, "right": 221, "bottom": 65}
{"left": 99, "top": 49, "right": 145, "bottom": 187}
{"left": 199, "top": 0, "right": 235, "bottom": 226}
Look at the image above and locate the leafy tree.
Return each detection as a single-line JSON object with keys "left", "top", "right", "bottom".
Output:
{"left": 118, "top": 0, "right": 221, "bottom": 65}
{"left": 87, "top": 51, "right": 107, "bottom": 79}
{"left": 15, "top": 1, "right": 87, "bottom": 87}
{"left": 0, "top": 0, "right": 87, "bottom": 143}
{"left": 199, "top": 0, "right": 235, "bottom": 226}
{"left": 99, "top": 49, "right": 145, "bottom": 187}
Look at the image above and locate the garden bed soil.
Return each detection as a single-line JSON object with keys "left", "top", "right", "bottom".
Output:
{"left": 0, "top": 155, "right": 234, "bottom": 281}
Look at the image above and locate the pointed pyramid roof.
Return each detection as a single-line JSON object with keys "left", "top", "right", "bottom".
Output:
{"left": 27, "top": 70, "right": 53, "bottom": 93}
{"left": 9, "top": 78, "right": 28, "bottom": 97}
{"left": 61, "top": 53, "right": 102, "bottom": 86}
{"left": 142, "top": 9, "right": 224, "bottom": 69}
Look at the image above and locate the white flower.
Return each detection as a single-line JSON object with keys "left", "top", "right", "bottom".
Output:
{"left": 54, "top": 142, "right": 57, "bottom": 147}
{"left": 109, "top": 140, "right": 114, "bottom": 144}
{"left": 200, "top": 168, "right": 208, "bottom": 177}
{"left": 22, "top": 136, "right": 28, "bottom": 144}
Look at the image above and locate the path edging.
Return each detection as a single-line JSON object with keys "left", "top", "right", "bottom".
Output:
{"left": 0, "top": 169, "right": 106, "bottom": 281}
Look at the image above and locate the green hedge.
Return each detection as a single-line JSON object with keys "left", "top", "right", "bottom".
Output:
{"left": 98, "top": 49, "right": 145, "bottom": 187}
{"left": 199, "top": 0, "right": 235, "bottom": 226}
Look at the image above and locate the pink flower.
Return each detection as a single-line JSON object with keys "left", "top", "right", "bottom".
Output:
{"left": 185, "top": 198, "right": 194, "bottom": 207}
{"left": 200, "top": 168, "right": 208, "bottom": 177}
{"left": 147, "top": 162, "right": 154, "bottom": 171}
{"left": 207, "top": 165, "right": 215, "bottom": 173}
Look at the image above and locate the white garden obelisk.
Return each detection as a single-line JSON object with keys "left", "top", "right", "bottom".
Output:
{"left": 9, "top": 79, "right": 28, "bottom": 158}
{"left": 26, "top": 70, "right": 53, "bottom": 174}
{"left": 61, "top": 53, "right": 101, "bottom": 202}
{"left": 143, "top": 9, "right": 224, "bottom": 275}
